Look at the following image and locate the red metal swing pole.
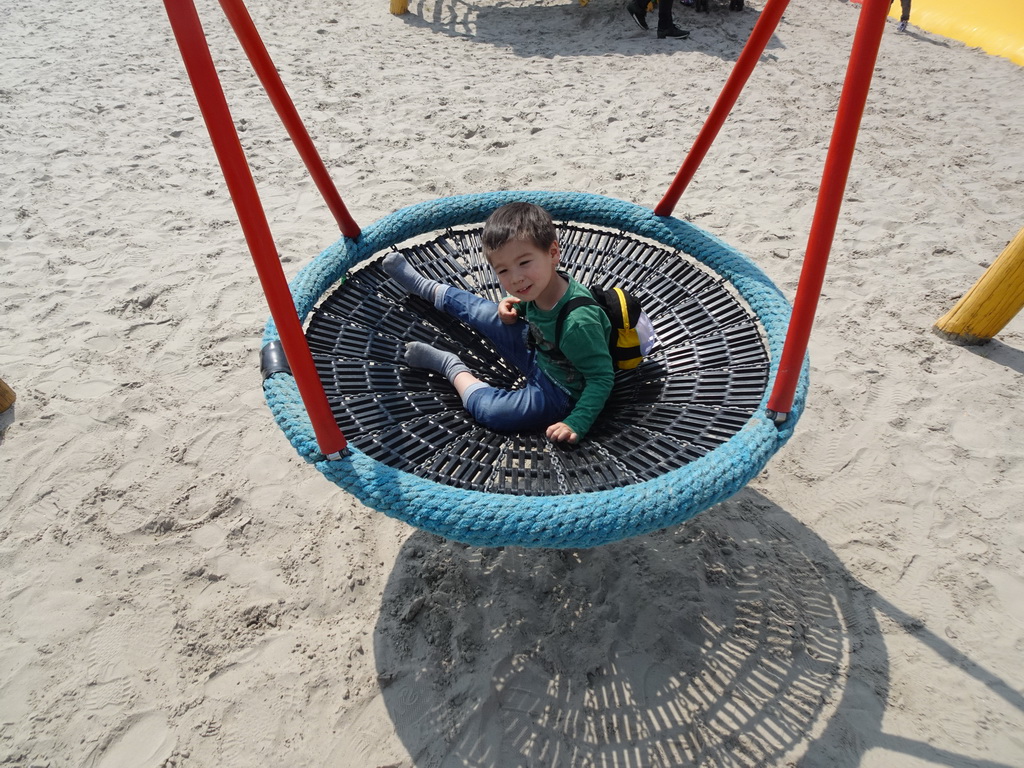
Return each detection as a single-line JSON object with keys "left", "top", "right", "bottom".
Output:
{"left": 654, "top": 0, "right": 792, "bottom": 217}
{"left": 766, "top": 0, "right": 890, "bottom": 418}
{"left": 164, "top": 0, "right": 347, "bottom": 455}
{"left": 217, "top": 0, "right": 361, "bottom": 239}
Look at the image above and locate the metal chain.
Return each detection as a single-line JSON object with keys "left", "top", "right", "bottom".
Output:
{"left": 550, "top": 447, "right": 570, "bottom": 495}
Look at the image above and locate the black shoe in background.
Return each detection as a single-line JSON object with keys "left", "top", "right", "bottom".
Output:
{"left": 626, "top": 0, "right": 649, "bottom": 30}
{"left": 657, "top": 24, "right": 689, "bottom": 39}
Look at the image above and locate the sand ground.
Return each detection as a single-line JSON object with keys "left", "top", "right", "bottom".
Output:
{"left": 1, "top": 0, "right": 1023, "bottom": 765}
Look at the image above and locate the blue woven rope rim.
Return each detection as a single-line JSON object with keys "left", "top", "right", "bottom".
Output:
{"left": 262, "top": 191, "right": 809, "bottom": 548}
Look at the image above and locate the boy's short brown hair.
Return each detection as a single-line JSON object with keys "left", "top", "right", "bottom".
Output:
{"left": 482, "top": 202, "right": 557, "bottom": 255}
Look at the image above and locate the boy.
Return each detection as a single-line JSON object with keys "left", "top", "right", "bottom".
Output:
{"left": 382, "top": 202, "right": 614, "bottom": 444}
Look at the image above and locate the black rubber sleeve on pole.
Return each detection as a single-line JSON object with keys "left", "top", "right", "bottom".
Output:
{"left": 260, "top": 340, "right": 292, "bottom": 380}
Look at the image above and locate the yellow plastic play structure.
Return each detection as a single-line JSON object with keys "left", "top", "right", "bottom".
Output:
{"left": 895, "top": 0, "right": 1024, "bottom": 66}
{"left": 934, "top": 227, "right": 1024, "bottom": 345}
{"left": 0, "top": 378, "right": 15, "bottom": 414}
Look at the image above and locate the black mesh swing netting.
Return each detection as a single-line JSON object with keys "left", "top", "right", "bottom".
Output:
{"left": 303, "top": 223, "right": 770, "bottom": 497}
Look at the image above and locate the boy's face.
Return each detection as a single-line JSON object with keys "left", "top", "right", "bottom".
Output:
{"left": 488, "top": 237, "right": 562, "bottom": 307}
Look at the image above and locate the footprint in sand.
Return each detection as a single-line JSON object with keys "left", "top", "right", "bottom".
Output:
{"left": 87, "top": 711, "right": 175, "bottom": 768}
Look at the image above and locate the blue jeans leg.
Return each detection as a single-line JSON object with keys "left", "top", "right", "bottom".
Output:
{"left": 439, "top": 287, "right": 573, "bottom": 432}
{"left": 439, "top": 287, "right": 533, "bottom": 370}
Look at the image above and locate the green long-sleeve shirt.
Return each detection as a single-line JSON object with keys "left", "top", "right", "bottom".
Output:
{"left": 519, "top": 276, "right": 614, "bottom": 440}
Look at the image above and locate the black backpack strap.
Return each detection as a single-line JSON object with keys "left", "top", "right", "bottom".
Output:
{"left": 554, "top": 296, "right": 601, "bottom": 353}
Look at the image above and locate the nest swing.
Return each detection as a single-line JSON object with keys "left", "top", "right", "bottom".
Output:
{"left": 165, "top": 0, "right": 891, "bottom": 547}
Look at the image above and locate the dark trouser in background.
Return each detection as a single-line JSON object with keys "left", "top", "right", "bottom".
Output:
{"left": 657, "top": 0, "right": 675, "bottom": 29}
{"left": 890, "top": 0, "right": 911, "bottom": 22}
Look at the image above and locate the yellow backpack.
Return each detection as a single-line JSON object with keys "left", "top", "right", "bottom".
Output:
{"left": 555, "top": 286, "right": 654, "bottom": 370}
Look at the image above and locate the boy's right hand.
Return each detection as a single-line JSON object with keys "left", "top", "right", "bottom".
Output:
{"left": 546, "top": 422, "right": 578, "bottom": 444}
{"left": 498, "top": 296, "right": 521, "bottom": 325}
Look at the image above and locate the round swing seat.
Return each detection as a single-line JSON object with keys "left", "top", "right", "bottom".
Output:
{"left": 262, "top": 191, "right": 807, "bottom": 549}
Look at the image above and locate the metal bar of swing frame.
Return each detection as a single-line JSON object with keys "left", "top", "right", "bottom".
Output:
{"left": 768, "top": 0, "right": 889, "bottom": 418}
{"left": 163, "top": 0, "right": 348, "bottom": 456}
{"left": 656, "top": 0, "right": 890, "bottom": 422}
{"left": 654, "top": 0, "right": 792, "bottom": 216}
{"left": 217, "top": 0, "right": 361, "bottom": 239}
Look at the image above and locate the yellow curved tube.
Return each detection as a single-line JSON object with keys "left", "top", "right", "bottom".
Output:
{"left": 892, "top": 0, "right": 1024, "bottom": 66}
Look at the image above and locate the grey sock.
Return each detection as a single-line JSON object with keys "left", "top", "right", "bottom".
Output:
{"left": 405, "top": 342, "right": 471, "bottom": 383}
{"left": 382, "top": 253, "right": 446, "bottom": 309}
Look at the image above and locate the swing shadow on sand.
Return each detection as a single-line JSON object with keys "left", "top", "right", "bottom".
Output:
{"left": 370, "top": 487, "right": 1024, "bottom": 767}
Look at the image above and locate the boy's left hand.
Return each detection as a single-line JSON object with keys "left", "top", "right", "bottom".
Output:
{"left": 546, "top": 422, "right": 578, "bottom": 444}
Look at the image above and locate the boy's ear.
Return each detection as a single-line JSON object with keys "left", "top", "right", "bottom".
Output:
{"left": 549, "top": 241, "right": 561, "bottom": 261}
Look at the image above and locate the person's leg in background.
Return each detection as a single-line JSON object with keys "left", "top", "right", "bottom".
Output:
{"left": 891, "top": 0, "right": 911, "bottom": 31}
{"left": 627, "top": 0, "right": 688, "bottom": 38}
{"left": 657, "top": 0, "right": 689, "bottom": 38}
